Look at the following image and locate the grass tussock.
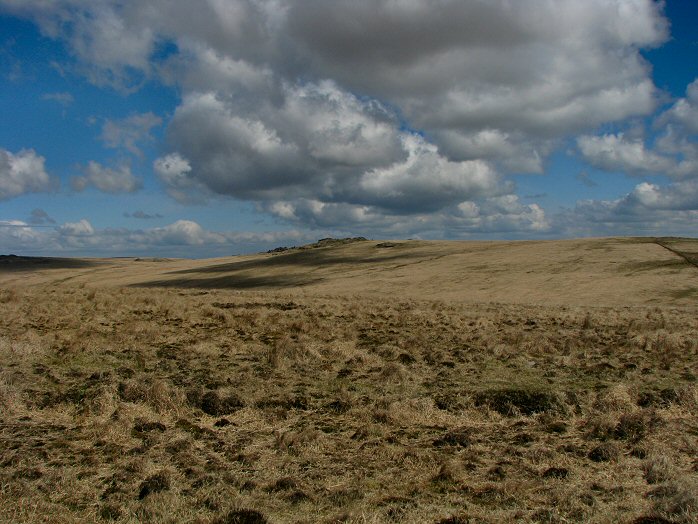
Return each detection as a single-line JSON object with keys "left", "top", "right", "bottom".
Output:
{"left": 0, "top": 283, "right": 696, "bottom": 523}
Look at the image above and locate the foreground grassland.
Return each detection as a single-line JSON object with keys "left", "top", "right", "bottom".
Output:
{"left": 0, "top": 238, "right": 697, "bottom": 523}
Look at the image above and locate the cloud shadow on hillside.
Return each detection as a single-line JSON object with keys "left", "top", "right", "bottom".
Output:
{"left": 135, "top": 272, "right": 323, "bottom": 290}
{"left": 167, "top": 246, "right": 426, "bottom": 276}
{"left": 0, "top": 255, "right": 99, "bottom": 272}
{"left": 134, "top": 245, "right": 430, "bottom": 290}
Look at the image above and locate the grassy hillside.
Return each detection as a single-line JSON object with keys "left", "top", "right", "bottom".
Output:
{"left": 2, "top": 237, "right": 698, "bottom": 306}
{"left": 0, "top": 237, "right": 696, "bottom": 523}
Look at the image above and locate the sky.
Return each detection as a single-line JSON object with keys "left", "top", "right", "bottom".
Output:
{"left": 0, "top": 0, "right": 697, "bottom": 258}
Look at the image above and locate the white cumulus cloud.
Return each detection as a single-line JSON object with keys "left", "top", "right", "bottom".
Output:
{"left": 577, "top": 133, "right": 675, "bottom": 176}
{"left": 1, "top": 0, "right": 680, "bottom": 237}
{"left": 59, "top": 219, "right": 95, "bottom": 237}
{"left": 356, "top": 134, "right": 501, "bottom": 212}
{"left": 0, "top": 147, "right": 53, "bottom": 201}
{"left": 559, "top": 178, "right": 698, "bottom": 237}
{"left": 71, "top": 161, "right": 142, "bottom": 193}
{"left": 658, "top": 79, "right": 698, "bottom": 134}
{"left": 0, "top": 220, "right": 43, "bottom": 246}
{"left": 576, "top": 78, "right": 698, "bottom": 180}
{"left": 153, "top": 152, "right": 208, "bottom": 203}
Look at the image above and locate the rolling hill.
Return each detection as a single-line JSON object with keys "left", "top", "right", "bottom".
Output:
{"left": 2, "top": 237, "right": 697, "bottom": 306}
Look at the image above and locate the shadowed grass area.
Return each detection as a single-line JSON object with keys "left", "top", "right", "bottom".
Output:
{"left": 619, "top": 259, "right": 689, "bottom": 273}
{"left": 138, "top": 272, "right": 324, "bottom": 290}
{"left": 168, "top": 243, "right": 426, "bottom": 275}
{"left": 669, "top": 287, "right": 698, "bottom": 299}
{"left": 135, "top": 240, "right": 436, "bottom": 290}
{"left": 0, "top": 255, "right": 100, "bottom": 272}
{"left": 655, "top": 238, "right": 698, "bottom": 269}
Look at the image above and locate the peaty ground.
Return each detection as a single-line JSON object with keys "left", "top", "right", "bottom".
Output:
{"left": 0, "top": 237, "right": 697, "bottom": 523}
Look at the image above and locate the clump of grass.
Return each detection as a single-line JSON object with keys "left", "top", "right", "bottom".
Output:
{"left": 588, "top": 442, "right": 620, "bottom": 462}
{"left": 473, "top": 388, "right": 563, "bottom": 416}
{"left": 379, "top": 362, "right": 405, "bottom": 382}
{"left": 643, "top": 455, "right": 675, "bottom": 485}
{"left": 0, "top": 376, "right": 23, "bottom": 416}
{"left": 0, "top": 288, "right": 18, "bottom": 303}
{"left": 615, "top": 410, "right": 660, "bottom": 442}
{"left": 593, "top": 384, "right": 636, "bottom": 412}
{"left": 117, "top": 378, "right": 185, "bottom": 414}
{"left": 213, "top": 508, "right": 268, "bottom": 523}
{"left": 274, "top": 428, "right": 319, "bottom": 453}
{"left": 431, "top": 461, "right": 461, "bottom": 484}
{"left": 99, "top": 502, "right": 122, "bottom": 520}
{"left": 647, "top": 479, "right": 698, "bottom": 524}
{"left": 433, "top": 427, "right": 472, "bottom": 447}
{"left": 265, "top": 334, "right": 310, "bottom": 368}
{"left": 263, "top": 476, "right": 301, "bottom": 493}
{"left": 638, "top": 387, "right": 680, "bottom": 408}
{"left": 541, "top": 467, "right": 569, "bottom": 479}
{"left": 436, "top": 516, "right": 471, "bottom": 524}
{"left": 138, "top": 471, "right": 170, "bottom": 499}
{"left": 265, "top": 337, "right": 286, "bottom": 368}
{"left": 584, "top": 413, "right": 618, "bottom": 441}
{"left": 199, "top": 390, "right": 244, "bottom": 416}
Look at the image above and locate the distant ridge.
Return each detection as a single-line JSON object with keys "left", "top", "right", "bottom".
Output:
{"left": 1, "top": 237, "right": 697, "bottom": 306}
{"left": 0, "top": 254, "right": 97, "bottom": 271}
{"left": 265, "top": 236, "right": 368, "bottom": 254}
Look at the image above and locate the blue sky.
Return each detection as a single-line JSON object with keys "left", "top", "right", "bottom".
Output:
{"left": 1, "top": 0, "right": 697, "bottom": 257}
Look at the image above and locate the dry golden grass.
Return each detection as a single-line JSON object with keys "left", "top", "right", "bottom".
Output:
{"left": 2, "top": 237, "right": 698, "bottom": 306}
{"left": 0, "top": 237, "right": 697, "bottom": 523}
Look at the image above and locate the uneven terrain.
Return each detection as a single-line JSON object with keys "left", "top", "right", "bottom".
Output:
{"left": 0, "top": 237, "right": 697, "bottom": 523}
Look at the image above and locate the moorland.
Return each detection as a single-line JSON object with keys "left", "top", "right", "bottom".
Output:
{"left": 0, "top": 237, "right": 697, "bottom": 523}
